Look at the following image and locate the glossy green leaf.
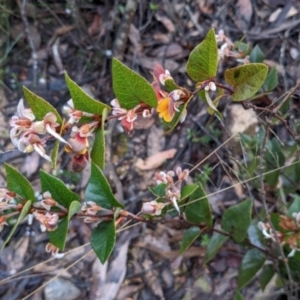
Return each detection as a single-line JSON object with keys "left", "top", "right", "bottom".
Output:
{"left": 263, "top": 67, "right": 278, "bottom": 91}
{"left": 185, "top": 183, "right": 212, "bottom": 227}
{"left": 233, "top": 291, "right": 245, "bottom": 300}
{"left": 48, "top": 200, "right": 81, "bottom": 250}
{"left": 180, "top": 184, "right": 199, "bottom": 200}
{"left": 225, "top": 63, "right": 268, "bottom": 101}
{"left": 180, "top": 226, "right": 201, "bottom": 254}
{"left": 288, "top": 196, "right": 300, "bottom": 217}
{"left": 112, "top": 58, "right": 157, "bottom": 109}
{"left": 40, "top": 170, "right": 80, "bottom": 208}
{"left": 248, "top": 220, "right": 265, "bottom": 249}
{"left": 5, "top": 163, "right": 35, "bottom": 201}
{"left": 65, "top": 72, "right": 110, "bottom": 115}
{"left": 1, "top": 200, "right": 32, "bottom": 251}
{"left": 85, "top": 162, "right": 124, "bottom": 209}
{"left": 237, "top": 248, "right": 266, "bottom": 289}
{"left": 23, "top": 86, "right": 62, "bottom": 124}
{"left": 221, "top": 199, "right": 252, "bottom": 243}
{"left": 204, "top": 231, "right": 229, "bottom": 263}
{"left": 250, "top": 45, "right": 264, "bottom": 63}
{"left": 91, "top": 220, "right": 116, "bottom": 263}
{"left": 186, "top": 28, "right": 218, "bottom": 82}
{"left": 260, "top": 265, "right": 275, "bottom": 291}
{"left": 91, "top": 108, "right": 108, "bottom": 169}
{"left": 148, "top": 183, "right": 167, "bottom": 198}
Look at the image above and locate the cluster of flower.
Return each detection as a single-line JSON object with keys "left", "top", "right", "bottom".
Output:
{"left": 141, "top": 167, "right": 189, "bottom": 216}
{"left": 258, "top": 213, "right": 300, "bottom": 257}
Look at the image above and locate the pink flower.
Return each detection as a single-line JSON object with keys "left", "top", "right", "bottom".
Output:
{"left": 153, "top": 65, "right": 173, "bottom": 86}
{"left": 141, "top": 201, "right": 165, "bottom": 216}
{"left": 110, "top": 99, "right": 139, "bottom": 133}
{"left": 45, "top": 243, "right": 65, "bottom": 259}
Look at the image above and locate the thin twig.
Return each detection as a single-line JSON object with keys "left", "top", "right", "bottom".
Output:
{"left": 258, "top": 123, "right": 295, "bottom": 300}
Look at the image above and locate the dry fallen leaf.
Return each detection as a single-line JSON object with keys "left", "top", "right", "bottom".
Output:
{"left": 236, "top": 0, "right": 253, "bottom": 29}
{"left": 135, "top": 149, "right": 177, "bottom": 170}
{"left": 155, "top": 13, "right": 176, "bottom": 33}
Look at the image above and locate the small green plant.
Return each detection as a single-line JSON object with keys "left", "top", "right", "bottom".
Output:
{"left": 1, "top": 28, "right": 300, "bottom": 299}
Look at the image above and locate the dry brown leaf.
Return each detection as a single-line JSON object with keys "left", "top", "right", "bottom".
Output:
{"left": 236, "top": 0, "right": 253, "bottom": 29}
{"left": 135, "top": 149, "right": 177, "bottom": 170}
{"left": 128, "top": 24, "right": 141, "bottom": 49}
{"left": 88, "top": 15, "right": 102, "bottom": 36}
{"left": 136, "top": 55, "right": 179, "bottom": 72}
{"left": 151, "top": 43, "right": 183, "bottom": 58}
{"left": 155, "top": 13, "right": 176, "bottom": 33}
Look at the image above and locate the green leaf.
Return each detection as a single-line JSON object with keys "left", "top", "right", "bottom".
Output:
{"left": 263, "top": 66, "right": 278, "bottom": 91}
{"left": 51, "top": 140, "right": 60, "bottom": 170}
{"left": 204, "top": 231, "right": 229, "bottom": 263}
{"left": 221, "top": 199, "right": 252, "bottom": 243}
{"left": 1, "top": 200, "right": 32, "bottom": 251}
{"left": 225, "top": 63, "right": 268, "bottom": 101}
{"left": 64, "top": 72, "right": 110, "bottom": 115}
{"left": 185, "top": 183, "right": 212, "bottom": 227}
{"left": 264, "top": 139, "right": 285, "bottom": 187}
{"left": 180, "top": 226, "right": 201, "bottom": 254}
{"left": 288, "top": 196, "right": 300, "bottom": 217}
{"left": 165, "top": 79, "right": 180, "bottom": 92}
{"left": 48, "top": 200, "right": 81, "bottom": 250}
{"left": 40, "top": 170, "right": 80, "bottom": 208}
{"left": 23, "top": 86, "right": 62, "bottom": 124}
{"left": 248, "top": 220, "right": 266, "bottom": 249}
{"left": 186, "top": 28, "right": 218, "bottom": 82}
{"left": 180, "top": 184, "right": 199, "bottom": 200}
{"left": 5, "top": 163, "right": 35, "bottom": 201}
{"left": 91, "top": 108, "right": 108, "bottom": 169}
{"left": 85, "top": 162, "right": 124, "bottom": 209}
{"left": 50, "top": 121, "right": 64, "bottom": 169}
{"left": 91, "top": 220, "right": 116, "bottom": 263}
{"left": 148, "top": 183, "right": 167, "bottom": 198}
{"left": 198, "top": 89, "right": 223, "bottom": 120}
{"left": 250, "top": 45, "right": 265, "bottom": 63}
{"left": 112, "top": 58, "right": 157, "bottom": 109}
{"left": 233, "top": 291, "right": 245, "bottom": 300}
{"left": 237, "top": 248, "right": 266, "bottom": 289}
{"left": 260, "top": 265, "right": 275, "bottom": 291}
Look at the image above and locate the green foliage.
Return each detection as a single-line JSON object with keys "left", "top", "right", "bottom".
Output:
{"left": 184, "top": 183, "right": 212, "bottom": 227}
{"left": 148, "top": 183, "right": 167, "bottom": 197}
{"left": 23, "top": 86, "right": 62, "bottom": 124}
{"left": 187, "top": 28, "right": 218, "bottom": 82}
{"left": 288, "top": 196, "right": 300, "bottom": 217}
{"left": 180, "top": 184, "right": 199, "bottom": 200}
{"left": 48, "top": 201, "right": 81, "bottom": 250}
{"left": 221, "top": 199, "right": 253, "bottom": 243}
{"left": 40, "top": 170, "right": 80, "bottom": 208}
{"left": 237, "top": 249, "right": 266, "bottom": 290}
{"left": 90, "top": 108, "right": 108, "bottom": 169}
{"left": 225, "top": 63, "right": 268, "bottom": 101}
{"left": 65, "top": 71, "right": 110, "bottom": 115}
{"left": 85, "top": 162, "right": 124, "bottom": 209}
{"left": 260, "top": 265, "right": 275, "bottom": 290}
{"left": 5, "top": 163, "right": 35, "bottom": 202}
{"left": 180, "top": 226, "right": 201, "bottom": 254}
{"left": 250, "top": 45, "right": 264, "bottom": 63}
{"left": 91, "top": 220, "right": 116, "bottom": 264}
{"left": 1, "top": 200, "right": 32, "bottom": 251}
{"left": 204, "top": 231, "right": 229, "bottom": 264}
{"left": 263, "top": 66, "right": 278, "bottom": 91}
{"left": 112, "top": 58, "right": 157, "bottom": 109}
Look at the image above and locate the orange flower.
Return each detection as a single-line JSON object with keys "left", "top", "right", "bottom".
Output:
{"left": 156, "top": 97, "right": 175, "bottom": 122}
